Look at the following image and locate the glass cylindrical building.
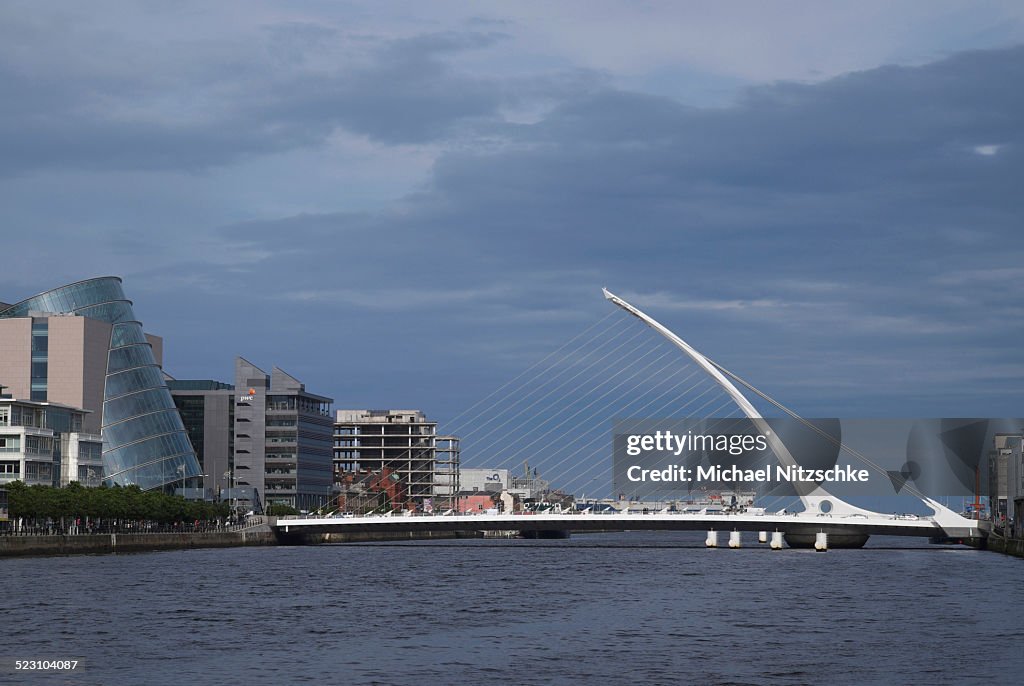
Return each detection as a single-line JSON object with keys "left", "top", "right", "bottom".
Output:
{"left": 0, "top": 277, "right": 202, "bottom": 490}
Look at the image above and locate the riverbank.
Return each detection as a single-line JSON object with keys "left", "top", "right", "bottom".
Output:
{"left": 0, "top": 529, "right": 277, "bottom": 557}
{"left": 0, "top": 527, "right": 487, "bottom": 557}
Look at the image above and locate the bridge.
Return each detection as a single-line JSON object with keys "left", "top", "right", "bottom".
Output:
{"left": 271, "top": 508, "right": 987, "bottom": 550}
{"left": 273, "top": 288, "right": 988, "bottom": 550}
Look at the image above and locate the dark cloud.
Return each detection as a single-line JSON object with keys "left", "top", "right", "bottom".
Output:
{"left": 180, "top": 45, "right": 1024, "bottom": 417}
{"left": 1, "top": 16, "right": 1021, "bottom": 421}
{"left": 0, "top": 22, "right": 520, "bottom": 174}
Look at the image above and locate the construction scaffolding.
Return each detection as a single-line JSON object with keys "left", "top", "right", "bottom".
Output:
{"left": 434, "top": 434, "right": 460, "bottom": 513}
{"left": 333, "top": 410, "right": 459, "bottom": 512}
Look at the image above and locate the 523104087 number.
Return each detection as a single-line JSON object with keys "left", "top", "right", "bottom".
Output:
{"left": 15, "top": 660, "right": 79, "bottom": 670}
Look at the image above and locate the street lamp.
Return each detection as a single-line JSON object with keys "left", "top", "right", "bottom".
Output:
{"left": 223, "top": 470, "right": 235, "bottom": 522}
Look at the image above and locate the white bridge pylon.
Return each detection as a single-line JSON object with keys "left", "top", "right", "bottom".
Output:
{"left": 602, "top": 287, "right": 975, "bottom": 529}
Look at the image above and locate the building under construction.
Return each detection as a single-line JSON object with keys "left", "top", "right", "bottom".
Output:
{"left": 333, "top": 409, "right": 459, "bottom": 511}
{"left": 334, "top": 467, "right": 407, "bottom": 514}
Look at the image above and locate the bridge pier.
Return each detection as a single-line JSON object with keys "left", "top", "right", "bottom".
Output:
{"left": 758, "top": 530, "right": 768, "bottom": 544}
{"left": 705, "top": 530, "right": 719, "bottom": 548}
{"left": 770, "top": 531, "right": 784, "bottom": 549}
{"left": 783, "top": 529, "right": 868, "bottom": 549}
{"left": 729, "top": 531, "right": 741, "bottom": 548}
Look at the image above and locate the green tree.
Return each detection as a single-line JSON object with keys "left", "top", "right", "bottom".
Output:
{"left": 5, "top": 482, "right": 229, "bottom": 526}
{"left": 266, "top": 503, "right": 298, "bottom": 516}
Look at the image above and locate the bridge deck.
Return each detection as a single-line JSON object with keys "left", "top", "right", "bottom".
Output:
{"left": 272, "top": 511, "right": 986, "bottom": 539}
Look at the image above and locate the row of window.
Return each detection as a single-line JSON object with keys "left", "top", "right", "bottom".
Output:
{"left": 0, "top": 406, "right": 45, "bottom": 428}
{"left": 335, "top": 426, "right": 435, "bottom": 435}
{"left": 0, "top": 278, "right": 127, "bottom": 318}
{"left": 110, "top": 321, "right": 149, "bottom": 349}
{"left": 77, "top": 441, "right": 103, "bottom": 461}
{"left": 102, "top": 408, "right": 183, "bottom": 450}
{"left": 107, "top": 452, "right": 194, "bottom": 488}
{"left": 264, "top": 397, "right": 332, "bottom": 415}
{"left": 105, "top": 365, "right": 165, "bottom": 400}
{"left": 103, "top": 432, "right": 194, "bottom": 475}
{"left": 0, "top": 435, "right": 56, "bottom": 455}
{"left": 108, "top": 344, "right": 156, "bottom": 374}
{"left": 334, "top": 439, "right": 434, "bottom": 447}
{"left": 103, "top": 388, "right": 178, "bottom": 426}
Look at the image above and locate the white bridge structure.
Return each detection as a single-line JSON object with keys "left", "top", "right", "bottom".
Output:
{"left": 272, "top": 507, "right": 983, "bottom": 550}
{"left": 272, "top": 289, "right": 987, "bottom": 550}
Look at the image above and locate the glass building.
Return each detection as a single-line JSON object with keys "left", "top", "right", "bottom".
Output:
{"left": 0, "top": 277, "right": 201, "bottom": 490}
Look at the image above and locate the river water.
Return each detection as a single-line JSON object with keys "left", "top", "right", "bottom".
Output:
{"left": 4, "top": 532, "right": 1023, "bottom": 685}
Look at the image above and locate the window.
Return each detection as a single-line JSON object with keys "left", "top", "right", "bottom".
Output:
{"left": 78, "top": 442, "right": 102, "bottom": 461}
{"left": 25, "top": 435, "right": 53, "bottom": 455}
{"left": 78, "top": 466, "right": 100, "bottom": 484}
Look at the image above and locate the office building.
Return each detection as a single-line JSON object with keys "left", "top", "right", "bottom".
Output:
{"left": 0, "top": 385, "right": 103, "bottom": 487}
{"left": 459, "top": 467, "right": 510, "bottom": 494}
{"left": 333, "top": 409, "right": 459, "bottom": 510}
{"left": 0, "top": 277, "right": 200, "bottom": 490}
{"left": 456, "top": 465, "right": 550, "bottom": 504}
{"left": 167, "top": 378, "right": 235, "bottom": 500}
{"left": 170, "top": 358, "right": 334, "bottom": 511}
{"left": 992, "top": 434, "right": 1024, "bottom": 536}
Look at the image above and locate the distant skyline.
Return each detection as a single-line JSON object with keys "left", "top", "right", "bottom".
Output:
{"left": 2, "top": 1, "right": 1022, "bottom": 427}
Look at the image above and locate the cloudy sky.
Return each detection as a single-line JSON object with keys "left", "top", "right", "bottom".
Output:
{"left": 2, "top": 1, "right": 1022, "bottom": 432}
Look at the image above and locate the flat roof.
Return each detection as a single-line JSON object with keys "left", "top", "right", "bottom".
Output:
{"left": 0, "top": 397, "right": 91, "bottom": 413}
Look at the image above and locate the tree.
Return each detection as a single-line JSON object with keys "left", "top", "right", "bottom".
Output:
{"left": 266, "top": 503, "right": 298, "bottom": 516}
{"left": 4, "top": 482, "right": 229, "bottom": 527}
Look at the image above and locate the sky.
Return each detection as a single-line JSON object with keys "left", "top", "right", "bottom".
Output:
{"left": 1, "top": 1, "right": 1023, "bottom": 437}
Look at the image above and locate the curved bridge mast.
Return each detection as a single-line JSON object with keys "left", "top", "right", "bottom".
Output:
{"left": 603, "top": 288, "right": 933, "bottom": 519}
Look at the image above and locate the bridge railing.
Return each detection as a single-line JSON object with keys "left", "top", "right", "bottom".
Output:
{"left": 280, "top": 509, "right": 936, "bottom": 522}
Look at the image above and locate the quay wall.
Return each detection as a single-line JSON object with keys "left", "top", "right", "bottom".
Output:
{"left": 0, "top": 530, "right": 276, "bottom": 557}
{"left": 986, "top": 533, "right": 1024, "bottom": 559}
{"left": 0, "top": 528, "right": 484, "bottom": 556}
